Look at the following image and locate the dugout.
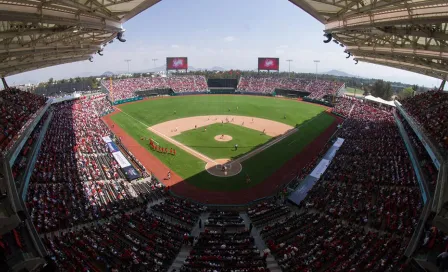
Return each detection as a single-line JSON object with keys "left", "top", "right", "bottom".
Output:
{"left": 135, "top": 88, "right": 173, "bottom": 97}
{"left": 275, "top": 89, "right": 310, "bottom": 98}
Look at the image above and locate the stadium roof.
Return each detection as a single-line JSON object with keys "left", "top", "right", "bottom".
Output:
{"left": 289, "top": 0, "right": 448, "bottom": 80}
{"left": 0, "top": 0, "right": 160, "bottom": 77}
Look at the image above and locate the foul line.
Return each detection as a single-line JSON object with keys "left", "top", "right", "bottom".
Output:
{"left": 148, "top": 126, "right": 218, "bottom": 164}
{"left": 233, "top": 128, "right": 298, "bottom": 164}
{"left": 114, "top": 106, "right": 298, "bottom": 168}
{"left": 114, "top": 106, "right": 218, "bottom": 165}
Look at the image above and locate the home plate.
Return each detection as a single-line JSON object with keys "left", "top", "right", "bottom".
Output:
{"left": 205, "top": 158, "right": 242, "bottom": 177}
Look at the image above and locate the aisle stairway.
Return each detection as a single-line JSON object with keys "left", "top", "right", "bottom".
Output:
{"left": 168, "top": 212, "right": 210, "bottom": 271}
{"left": 241, "top": 211, "right": 282, "bottom": 272}
{"left": 168, "top": 210, "right": 282, "bottom": 272}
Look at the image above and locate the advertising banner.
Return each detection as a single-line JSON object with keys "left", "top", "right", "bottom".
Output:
{"left": 123, "top": 165, "right": 141, "bottom": 181}
{"left": 102, "top": 136, "right": 113, "bottom": 143}
{"left": 112, "top": 96, "right": 142, "bottom": 105}
{"left": 112, "top": 151, "right": 132, "bottom": 168}
{"left": 107, "top": 142, "right": 120, "bottom": 153}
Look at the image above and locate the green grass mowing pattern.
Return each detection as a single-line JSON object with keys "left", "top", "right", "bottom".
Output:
{"left": 111, "top": 96, "right": 333, "bottom": 191}
{"left": 117, "top": 95, "right": 324, "bottom": 127}
{"left": 183, "top": 113, "right": 335, "bottom": 191}
{"left": 172, "top": 123, "right": 272, "bottom": 160}
{"left": 111, "top": 113, "right": 205, "bottom": 177}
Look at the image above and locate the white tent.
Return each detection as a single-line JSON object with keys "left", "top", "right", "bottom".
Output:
{"left": 364, "top": 95, "right": 396, "bottom": 107}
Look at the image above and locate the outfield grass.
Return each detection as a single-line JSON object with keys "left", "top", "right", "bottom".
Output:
{"left": 173, "top": 123, "right": 272, "bottom": 160}
{"left": 111, "top": 95, "right": 334, "bottom": 191}
{"left": 116, "top": 95, "right": 324, "bottom": 127}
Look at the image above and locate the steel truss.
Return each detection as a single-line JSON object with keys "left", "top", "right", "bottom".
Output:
{"left": 289, "top": 0, "right": 448, "bottom": 80}
{"left": 0, "top": 0, "right": 160, "bottom": 77}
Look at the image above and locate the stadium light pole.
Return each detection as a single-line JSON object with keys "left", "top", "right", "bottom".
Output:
{"left": 125, "top": 59, "right": 131, "bottom": 74}
{"left": 313, "top": 60, "right": 320, "bottom": 81}
{"left": 286, "top": 59, "right": 293, "bottom": 78}
{"left": 152, "top": 58, "right": 158, "bottom": 68}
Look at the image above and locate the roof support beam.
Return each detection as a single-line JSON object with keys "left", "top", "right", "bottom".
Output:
{"left": 0, "top": 4, "right": 123, "bottom": 32}
{"left": 0, "top": 45, "right": 100, "bottom": 57}
{"left": 48, "top": 0, "right": 120, "bottom": 21}
{"left": 355, "top": 56, "right": 448, "bottom": 78}
{"left": 346, "top": 46, "right": 448, "bottom": 60}
{"left": 354, "top": 52, "right": 448, "bottom": 71}
{"left": 325, "top": 5, "right": 448, "bottom": 31}
{"left": 0, "top": 27, "right": 70, "bottom": 39}
{"left": 0, "top": 53, "right": 92, "bottom": 70}
{"left": 0, "top": 49, "right": 98, "bottom": 63}
{"left": 380, "top": 27, "right": 448, "bottom": 40}
{"left": 0, "top": 56, "right": 90, "bottom": 77}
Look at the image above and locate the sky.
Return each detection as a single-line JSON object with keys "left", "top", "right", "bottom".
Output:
{"left": 6, "top": 0, "right": 444, "bottom": 88}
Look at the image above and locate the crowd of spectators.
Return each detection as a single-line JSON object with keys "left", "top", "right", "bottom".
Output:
{"left": 246, "top": 98, "right": 424, "bottom": 272}
{"left": 401, "top": 90, "right": 448, "bottom": 154}
{"left": 331, "top": 95, "right": 362, "bottom": 117}
{"left": 397, "top": 111, "right": 439, "bottom": 193}
{"left": 181, "top": 230, "right": 268, "bottom": 272}
{"left": 247, "top": 201, "right": 290, "bottom": 228}
{"left": 0, "top": 88, "right": 47, "bottom": 155}
{"left": 304, "top": 99, "right": 422, "bottom": 234}
{"left": 306, "top": 80, "right": 345, "bottom": 99}
{"left": 90, "top": 94, "right": 114, "bottom": 116}
{"left": 205, "top": 210, "right": 245, "bottom": 229}
{"left": 237, "top": 76, "right": 344, "bottom": 98}
{"left": 4, "top": 86, "right": 436, "bottom": 271}
{"left": 238, "top": 77, "right": 310, "bottom": 94}
{"left": 0, "top": 223, "right": 30, "bottom": 270}
{"left": 25, "top": 95, "right": 163, "bottom": 233}
{"left": 262, "top": 213, "right": 409, "bottom": 272}
{"left": 151, "top": 197, "right": 206, "bottom": 228}
{"left": 103, "top": 76, "right": 208, "bottom": 100}
{"left": 43, "top": 210, "right": 192, "bottom": 272}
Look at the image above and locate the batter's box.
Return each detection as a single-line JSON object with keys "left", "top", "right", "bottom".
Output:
{"left": 206, "top": 160, "right": 242, "bottom": 178}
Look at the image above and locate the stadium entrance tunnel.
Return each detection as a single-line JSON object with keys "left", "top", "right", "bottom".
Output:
{"left": 205, "top": 159, "right": 242, "bottom": 177}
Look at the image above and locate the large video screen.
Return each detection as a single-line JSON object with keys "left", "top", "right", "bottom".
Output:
{"left": 258, "top": 58, "right": 279, "bottom": 71}
{"left": 167, "top": 57, "right": 188, "bottom": 70}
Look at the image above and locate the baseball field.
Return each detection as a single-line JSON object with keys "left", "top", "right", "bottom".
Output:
{"left": 104, "top": 95, "right": 337, "bottom": 196}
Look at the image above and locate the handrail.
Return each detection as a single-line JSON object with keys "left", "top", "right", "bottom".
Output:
{"left": 393, "top": 111, "right": 430, "bottom": 201}
{"left": 19, "top": 111, "right": 54, "bottom": 201}
{"left": 394, "top": 101, "right": 445, "bottom": 168}
{"left": 5, "top": 101, "right": 51, "bottom": 166}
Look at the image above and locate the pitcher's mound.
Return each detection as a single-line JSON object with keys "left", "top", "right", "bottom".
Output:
{"left": 214, "top": 135, "right": 232, "bottom": 142}
{"left": 206, "top": 159, "right": 242, "bottom": 177}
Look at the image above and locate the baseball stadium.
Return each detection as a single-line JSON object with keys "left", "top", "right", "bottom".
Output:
{"left": 0, "top": 0, "right": 447, "bottom": 272}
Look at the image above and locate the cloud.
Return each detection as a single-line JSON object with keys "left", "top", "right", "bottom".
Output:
{"left": 223, "top": 36, "right": 236, "bottom": 42}
{"left": 171, "top": 44, "right": 180, "bottom": 48}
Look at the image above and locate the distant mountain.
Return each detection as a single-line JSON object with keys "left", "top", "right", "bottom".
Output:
{"left": 101, "top": 65, "right": 224, "bottom": 75}
{"left": 101, "top": 71, "right": 115, "bottom": 77}
{"left": 324, "top": 70, "right": 356, "bottom": 78}
{"left": 210, "top": 66, "right": 225, "bottom": 71}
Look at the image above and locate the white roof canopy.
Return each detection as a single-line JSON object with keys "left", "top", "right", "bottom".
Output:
{"left": 364, "top": 95, "right": 396, "bottom": 107}
{"left": 0, "top": 0, "right": 161, "bottom": 77}
{"left": 289, "top": 0, "right": 448, "bottom": 80}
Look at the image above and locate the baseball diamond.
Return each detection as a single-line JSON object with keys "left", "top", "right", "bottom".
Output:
{"left": 105, "top": 95, "right": 338, "bottom": 199}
